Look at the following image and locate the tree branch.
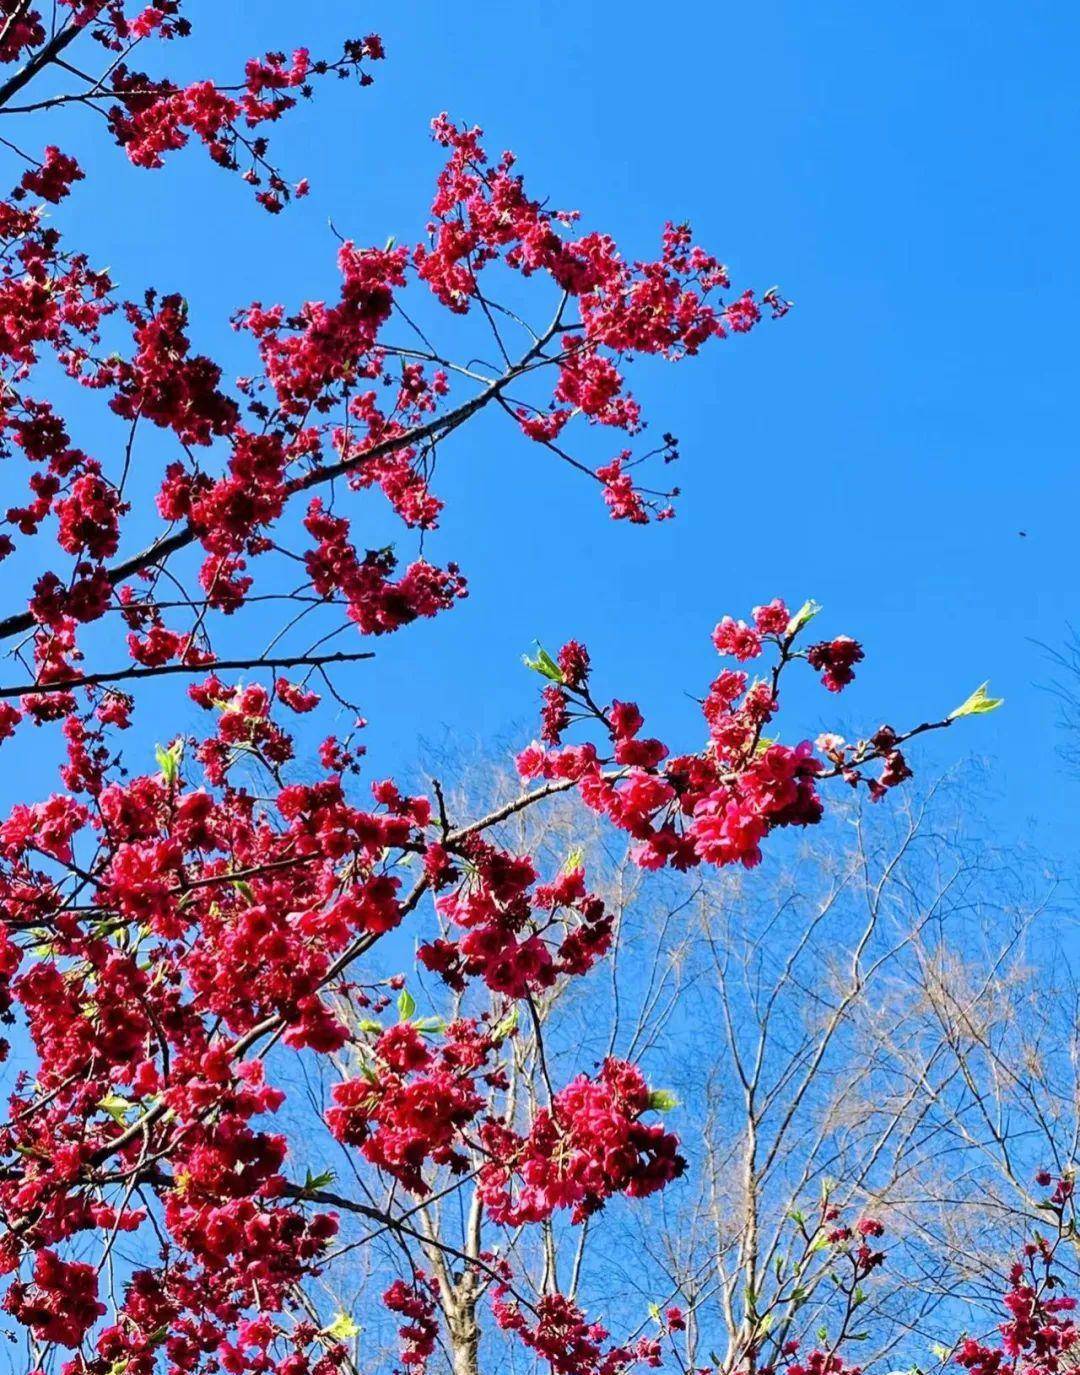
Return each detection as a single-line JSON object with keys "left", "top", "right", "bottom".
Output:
{"left": 0, "top": 648, "right": 375, "bottom": 698}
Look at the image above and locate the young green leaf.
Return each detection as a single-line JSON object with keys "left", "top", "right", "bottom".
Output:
{"left": 98, "top": 1093, "right": 135, "bottom": 1123}
{"left": 397, "top": 988, "right": 416, "bottom": 1020}
{"left": 326, "top": 1313, "right": 361, "bottom": 1343}
{"left": 522, "top": 644, "right": 565, "bottom": 682}
{"left": 155, "top": 739, "right": 184, "bottom": 785}
{"left": 563, "top": 846, "right": 586, "bottom": 874}
{"left": 948, "top": 681, "right": 1004, "bottom": 720}
{"left": 787, "top": 599, "right": 823, "bottom": 637}
{"left": 493, "top": 1004, "right": 520, "bottom": 1042}
{"left": 648, "top": 1088, "right": 679, "bottom": 1113}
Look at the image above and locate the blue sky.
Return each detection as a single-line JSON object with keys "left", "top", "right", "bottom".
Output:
{"left": 16, "top": 1, "right": 1080, "bottom": 866}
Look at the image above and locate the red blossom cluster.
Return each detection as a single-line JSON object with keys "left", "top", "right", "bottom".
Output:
{"left": 4, "top": 4, "right": 384, "bottom": 208}
{"left": 478, "top": 1057, "right": 685, "bottom": 1225}
{"left": 0, "top": 590, "right": 955, "bottom": 1368}
{"left": 2, "top": 1247, "right": 105, "bottom": 1349}
{"left": 0, "top": 102, "right": 786, "bottom": 747}
{"left": 418, "top": 842, "right": 612, "bottom": 997}
{"left": 954, "top": 1177, "right": 1078, "bottom": 1375}
{"left": 384, "top": 1275, "right": 440, "bottom": 1372}
{"left": 493, "top": 1290, "right": 663, "bottom": 1375}
{"left": 516, "top": 598, "right": 924, "bottom": 873}
{"left": 326, "top": 1019, "right": 497, "bottom": 1195}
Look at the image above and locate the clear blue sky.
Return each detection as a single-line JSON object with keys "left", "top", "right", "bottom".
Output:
{"left": 22, "top": 1, "right": 1080, "bottom": 866}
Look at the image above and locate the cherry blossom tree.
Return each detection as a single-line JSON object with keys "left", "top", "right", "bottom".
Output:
{"left": 0, "top": 6, "right": 1008, "bottom": 1375}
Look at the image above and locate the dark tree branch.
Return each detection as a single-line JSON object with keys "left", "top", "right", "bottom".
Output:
{"left": 0, "top": 648, "right": 375, "bottom": 699}
{"left": 0, "top": 20, "right": 82, "bottom": 111}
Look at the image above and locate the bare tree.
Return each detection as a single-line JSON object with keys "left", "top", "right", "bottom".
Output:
{"left": 261, "top": 756, "right": 1073, "bottom": 1375}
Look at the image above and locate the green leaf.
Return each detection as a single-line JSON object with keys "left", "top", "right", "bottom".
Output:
{"left": 356, "top": 1019, "right": 382, "bottom": 1035}
{"left": 98, "top": 1093, "right": 135, "bottom": 1123}
{"left": 232, "top": 879, "right": 255, "bottom": 904}
{"left": 493, "top": 1004, "right": 520, "bottom": 1042}
{"left": 413, "top": 1016, "right": 446, "bottom": 1036}
{"left": 787, "top": 599, "right": 822, "bottom": 637}
{"left": 302, "top": 1167, "right": 336, "bottom": 1194}
{"left": 648, "top": 1088, "right": 679, "bottom": 1113}
{"left": 948, "top": 681, "right": 1004, "bottom": 720}
{"left": 648, "top": 1302, "right": 661, "bottom": 1323}
{"left": 818, "top": 1326, "right": 829, "bottom": 1345}
{"left": 397, "top": 988, "right": 416, "bottom": 1020}
{"left": 522, "top": 644, "right": 565, "bottom": 683}
{"left": 30, "top": 927, "right": 55, "bottom": 958}
{"left": 155, "top": 739, "right": 184, "bottom": 785}
{"left": 326, "top": 1312, "right": 361, "bottom": 1343}
{"left": 563, "top": 846, "right": 586, "bottom": 874}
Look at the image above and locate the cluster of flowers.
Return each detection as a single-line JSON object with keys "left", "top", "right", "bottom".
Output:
{"left": 105, "top": 36, "right": 385, "bottom": 211}
{"left": 954, "top": 1176, "right": 1077, "bottom": 1375}
{"left": 326, "top": 1018, "right": 497, "bottom": 1196}
{"left": 418, "top": 840, "right": 613, "bottom": 997}
{"left": 478, "top": 1057, "right": 684, "bottom": 1224}
{"left": 0, "top": 577, "right": 965, "bottom": 1370}
{"left": 2, "top": 1247, "right": 105, "bottom": 1350}
{"left": 1, "top": 3, "right": 383, "bottom": 208}
{"left": 384, "top": 1275, "right": 441, "bottom": 1372}
{"left": 422, "top": 117, "right": 787, "bottom": 522}
{"left": 0, "top": 98, "right": 788, "bottom": 748}
{"left": 516, "top": 599, "right": 917, "bottom": 874}
{"left": 493, "top": 1290, "right": 663, "bottom": 1375}
{"left": 0, "top": 2, "right": 187, "bottom": 67}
